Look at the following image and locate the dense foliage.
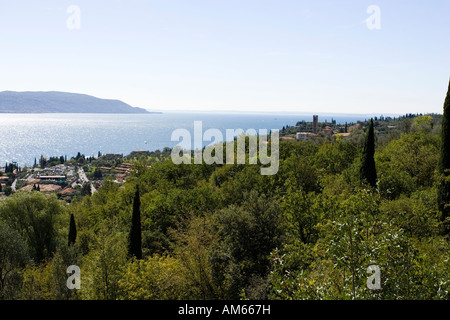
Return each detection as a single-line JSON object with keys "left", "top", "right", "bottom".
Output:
{"left": 0, "top": 113, "right": 449, "bottom": 300}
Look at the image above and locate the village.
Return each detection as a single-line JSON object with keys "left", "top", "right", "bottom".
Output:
{"left": 278, "top": 114, "right": 411, "bottom": 144}
{"left": 0, "top": 154, "right": 134, "bottom": 202}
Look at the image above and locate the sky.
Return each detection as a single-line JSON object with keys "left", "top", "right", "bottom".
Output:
{"left": 0, "top": 0, "right": 449, "bottom": 115}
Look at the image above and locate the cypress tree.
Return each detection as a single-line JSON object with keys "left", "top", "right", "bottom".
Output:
{"left": 128, "top": 185, "right": 142, "bottom": 259}
{"left": 68, "top": 213, "right": 77, "bottom": 246}
{"left": 438, "top": 78, "right": 450, "bottom": 229}
{"left": 360, "top": 118, "right": 377, "bottom": 188}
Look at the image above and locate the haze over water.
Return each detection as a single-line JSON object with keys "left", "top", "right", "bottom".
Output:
{"left": 0, "top": 112, "right": 375, "bottom": 166}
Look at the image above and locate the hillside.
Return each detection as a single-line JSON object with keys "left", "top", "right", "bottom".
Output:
{"left": 0, "top": 91, "right": 153, "bottom": 113}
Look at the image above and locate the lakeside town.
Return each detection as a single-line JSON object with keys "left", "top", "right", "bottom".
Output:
{"left": 0, "top": 152, "right": 147, "bottom": 202}
{"left": 0, "top": 113, "right": 440, "bottom": 202}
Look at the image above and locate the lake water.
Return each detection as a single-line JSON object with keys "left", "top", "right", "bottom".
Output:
{"left": 0, "top": 111, "right": 371, "bottom": 166}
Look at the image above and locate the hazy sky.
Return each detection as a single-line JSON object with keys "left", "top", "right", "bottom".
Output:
{"left": 0, "top": 0, "right": 449, "bottom": 114}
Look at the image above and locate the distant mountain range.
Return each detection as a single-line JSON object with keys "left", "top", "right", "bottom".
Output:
{"left": 0, "top": 91, "right": 156, "bottom": 113}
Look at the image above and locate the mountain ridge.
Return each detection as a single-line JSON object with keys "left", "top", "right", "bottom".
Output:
{"left": 0, "top": 91, "right": 156, "bottom": 114}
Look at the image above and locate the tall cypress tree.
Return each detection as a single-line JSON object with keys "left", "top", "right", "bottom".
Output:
{"left": 128, "top": 185, "right": 142, "bottom": 259}
{"left": 68, "top": 213, "right": 77, "bottom": 246}
{"left": 360, "top": 118, "right": 377, "bottom": 188}
{"left": 438, "top": 78, "right": 450, "bottom": 229}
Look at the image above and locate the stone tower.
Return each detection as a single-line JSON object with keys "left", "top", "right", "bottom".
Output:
{"left": 313, "top": 115, "right": 318, "bottom": 134}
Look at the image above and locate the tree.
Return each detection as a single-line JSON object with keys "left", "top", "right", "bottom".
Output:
{"left": 439, "top": 78, "right": 450, "bottom": 230}
{"left": 68, "top": 214, "right": 77, "bottom": 246}
{"left": 93, "top": 167, "right": 102, "bottom": 179}
{"left": 0, "top": 192, "right": 65, "bottom": 263}
{"left": 40, "top": 155, "right": 45, "bottom": 168}
{"left": 81, "top": 183, "right": 91, "bottom": 197}
{"left": 20, "top": 251, "right": 72, "bottom": 300}
{"left": 0, "top": 225, "right": 28, "bottom": 299}
{"left": 81, "top": 230, "right": 127, "bottom": 300}
{"left": 118, "top": 255, "right": 190, "bottom": 300}
{"left": 360, "top": 119, "right": 377, "bottom": 187}
{"left": 211, "top": 191, "right": 283, "bottom": 299}
{"left": 172, "top": 216, "right": 218, "bottom": 299}
{"left": 4, "top": 186, "right": 12, "bottom": 196}
{"left": 128, "top": 185, "right": 142, "bottom": 259}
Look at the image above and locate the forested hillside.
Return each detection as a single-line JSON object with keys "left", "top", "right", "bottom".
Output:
{"left": 0, "top": 112, "right": 449, "bottom": 300}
